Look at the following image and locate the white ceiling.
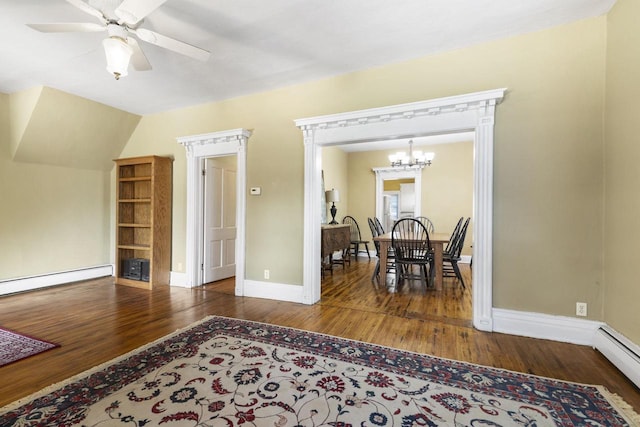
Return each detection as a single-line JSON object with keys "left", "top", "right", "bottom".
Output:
{"left": 0, "top": 0, "right": 615, "bottom": 116}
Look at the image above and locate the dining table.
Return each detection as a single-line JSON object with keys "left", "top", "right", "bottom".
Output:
{"left": 373, "top": 231, "right": 450, "bottom": 290}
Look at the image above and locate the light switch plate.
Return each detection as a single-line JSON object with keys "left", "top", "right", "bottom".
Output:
{"left": 250, "top": 187, "right": 261, "bottom": 195}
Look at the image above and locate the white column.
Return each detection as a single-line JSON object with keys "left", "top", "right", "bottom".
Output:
{"left": 234, "top": 137, "right": 247, "bottom": 295}
{"left": 183, "top": 144, "right": 201, "bottom": 288}
{"left": 302, "top": 127, "right": 322, "bottom": 304}
{"left": 473, "top": 105, "right": 496, "bottom": 331}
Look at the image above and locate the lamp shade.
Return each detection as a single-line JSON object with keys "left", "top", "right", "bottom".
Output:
{"left": 325, "top": 189, "right": 339, "bottom": 203}
{"left": 103, "top": 37, "right": 133, "bottom": 80}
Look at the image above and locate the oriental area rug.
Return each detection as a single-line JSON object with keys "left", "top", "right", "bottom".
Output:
{"left": 0, "top": 327, "right": 58, "bottom": 367}
{"left": 1, "top": 316, "right": 638, "bottom": 426}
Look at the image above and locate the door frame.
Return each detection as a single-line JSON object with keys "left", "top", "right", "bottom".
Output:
{"left": 373, "top": 166, "right": 422, "bottom": 223}
{"left": 177, "top": 129, "right": 251, "bottom": 292}
{"left": 295, "top": 89, "right": 505, "bottom": 332}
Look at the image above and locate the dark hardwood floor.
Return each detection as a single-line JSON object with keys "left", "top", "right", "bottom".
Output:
{"left": 0, "top": 258, "right": 638, "bottom": 414}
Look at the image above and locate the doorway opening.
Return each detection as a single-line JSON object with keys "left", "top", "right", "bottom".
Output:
{"left": 178, "top": 129, "right": 251, "bottom": 293}
{"left": 295, "top": 89, "right": 506, "bottom": 331}
{"left": 373, "top": 166, "right": 423, "bottom": 230}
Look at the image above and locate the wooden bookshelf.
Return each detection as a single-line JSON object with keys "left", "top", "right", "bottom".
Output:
{"left": 114, "top": 155, "right": 172, "bottom": 289}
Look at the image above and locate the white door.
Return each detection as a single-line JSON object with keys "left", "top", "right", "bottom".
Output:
{"left": 203, "top": 156, "right": 237, "bottom": 283}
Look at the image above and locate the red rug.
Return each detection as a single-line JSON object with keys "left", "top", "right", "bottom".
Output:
{"left": 1, "top": 316, "right": 638, "bottom": 426}
{"left": 0, "top": 327, "right": 59, "bottom": 367}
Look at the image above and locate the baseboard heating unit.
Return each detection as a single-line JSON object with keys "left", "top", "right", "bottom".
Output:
{"left": 0, "top": 265, "right": 113, "bottom": 296}
{"left": 593, "top": 325, "right": 640, "bottom": 388}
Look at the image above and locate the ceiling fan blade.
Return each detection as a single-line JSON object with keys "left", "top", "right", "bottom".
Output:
{"left": 115, "top": 0, "right": 169, "bottom": 25}
{"left": 27, "top": 22, "right": 106, "bottom": 33}
{"left": 134, "top": 28, "right": 210, "bottom": 62}
{"left": 128, "top": 38, "right": 152, "bottom": 71}
{"left": 65, "top": 0, "right": 107, "bottom": 24}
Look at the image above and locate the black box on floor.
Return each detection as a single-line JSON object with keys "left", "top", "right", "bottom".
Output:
{"left": 123, "top": 258, "right": 150, "bottom": 282}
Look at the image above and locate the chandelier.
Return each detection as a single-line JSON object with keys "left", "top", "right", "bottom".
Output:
{"left": 389, "top": 140, "right": 435, "bottom": 168}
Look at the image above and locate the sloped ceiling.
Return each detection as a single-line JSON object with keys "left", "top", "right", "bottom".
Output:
{"left": 9, "top": 86, "right": 140, "bottom": 170}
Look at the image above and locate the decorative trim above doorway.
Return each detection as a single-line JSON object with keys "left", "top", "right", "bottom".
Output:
{"left": 177, "top": 129, "right": 251, "bottom": 292}
{"left": 295, "top": 88, "right": 506, "bottom": 332}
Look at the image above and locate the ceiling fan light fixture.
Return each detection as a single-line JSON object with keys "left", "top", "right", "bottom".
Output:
{"left": 27, "top": 0, "right": 210, "bottom": 79}
{"left": 103, "top": 37, "right": 133, "bottom": 80}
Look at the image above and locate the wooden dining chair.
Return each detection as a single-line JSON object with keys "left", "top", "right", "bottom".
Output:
{"left": 342, "top": 216, "right": 371, "bottom": 259}
{"left": 414, "top": 216, "right": 435, "bottom": 233}
{"left": 368, "top": 218, "right": 381, "bottom": 281}
{"left": 444, "top": 217, "right": 464, "bottom": 255}
{"left": 368, "top": 217, "right": 395, "bottom": 282}
{"left": 391, "top": 218, "right": 432, "bottom": 289}
{"left": 441, "top": 217, "right": 470, "bottom": 288}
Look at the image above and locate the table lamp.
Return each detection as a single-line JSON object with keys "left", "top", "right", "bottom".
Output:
{"left": 325, "top": 189, "right": 340, "bottom": 224}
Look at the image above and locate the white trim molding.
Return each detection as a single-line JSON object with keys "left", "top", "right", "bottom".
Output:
{"left": 177, "top": 129, "right": 251, "bottom": 292}
{"left": 493, "top": 308, "right": 604, "bottom": 346}
{"left": 0, "top": 265, "right": 113, "bottom": 296}
{"left": 295, "top": 88, "right": 506, "bottom": 330}
{"left": 169, "top": 271, "right": 188, "bottom": 288}
{"left": 243, "top": 280, "right": 305, "bottom": 303}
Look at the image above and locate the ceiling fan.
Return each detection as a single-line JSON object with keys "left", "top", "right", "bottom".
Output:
{"left": 27, "top": 0, "right": 210, "bottom": 80}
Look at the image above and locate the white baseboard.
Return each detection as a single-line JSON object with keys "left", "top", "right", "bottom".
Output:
{"left": 593, "top": 326, "right": 640, "bottom": 388}
{"left": 0, "top": 265, "right": 114, "bottom": 296}
{"left": 242, "top": 279, "right": 304, "bottom": 303}
{"left": 492, "top": 308, "right": 604, "bottom": 346}
{"left": 170, "top": 271, "right": 189, "bottom": 287}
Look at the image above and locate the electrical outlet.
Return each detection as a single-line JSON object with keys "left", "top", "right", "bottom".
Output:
{"left": 264, "top": 269, "right": 270, "bottom": 280}
{"left": 576, "top": 302, "right": 587, "bottom": 317}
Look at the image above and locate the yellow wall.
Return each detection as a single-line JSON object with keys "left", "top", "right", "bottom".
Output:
{"left": 9, "top": 86, "right": 41, "bottom": 158}
{"left": 321, "top": 146, "right": 349, "bottom": 223}
{"left": 383, "top": 179, "right": 414, "bottom": 192}
{"left": 118, "top": 17, "right": 606, "bottom": 317}
{"left": 0, "top": 94, "right": 111, "bottom": 281}
{"left": 604, "top": 0, "right": 640, "bottom": 343}
{"left": 489, "top": 20, "right": 605, "bottom": 318}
